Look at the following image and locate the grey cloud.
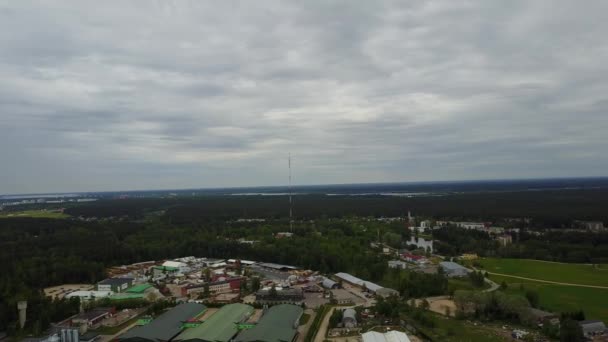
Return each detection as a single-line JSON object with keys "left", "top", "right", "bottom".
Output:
{"left": 0, "top": 0, "right": 607, "bottom": 193}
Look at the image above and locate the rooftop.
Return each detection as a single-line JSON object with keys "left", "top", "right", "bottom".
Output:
{"left": 176, "top": 303, "right": 254, "bottom": 342}
{"left": 126, "top": 284, "right": 153, "bottom": 293}
{"left": 334, "top": 272, "right": 383, "bottom": 292}
{"left": 99, "top": 278, "right": 134, "bottom": 286}
{"left": 362, "top": 331, "right": 411, "bottom": 342}
{"left": 235, "top": 304, "right": 303, "bottom": 342}
{"left": 258, "top": 262, "right": 298, "bottom": 270}
{"left": 439, "top": 261, "right": 468, "bottom": 271}
{"left": 119, "top": 303, "right": 206, "bottom": 342}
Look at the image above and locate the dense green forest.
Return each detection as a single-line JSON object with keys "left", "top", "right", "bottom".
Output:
{"left": 64, "top": 189, "right": 608, "bottom": 226}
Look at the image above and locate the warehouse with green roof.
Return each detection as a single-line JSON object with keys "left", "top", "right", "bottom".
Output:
{"left": 126, "top": 284, "right": 153, "bottom": 293}
{"left": 235, "top": 304, "right": 303, "bottom": 342}
{"left": 119, "top": 303, "right": 206, "bottom": 342}
{"left": 175, "top": 303, "right": 254, "bottom": 342}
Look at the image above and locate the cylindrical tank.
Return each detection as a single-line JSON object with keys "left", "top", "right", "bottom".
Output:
{"left": 17, "top": 301, "right": 27, "bottom": 329}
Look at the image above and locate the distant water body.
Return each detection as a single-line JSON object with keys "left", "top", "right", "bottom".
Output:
{"left": 2, "top": 177, "right": 608, "bottom": 200}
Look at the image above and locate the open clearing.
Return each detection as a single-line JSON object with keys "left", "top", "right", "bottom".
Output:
{"left": 0, "top": 210, "right": 68, "bottom": 219}
{"left": 491, "top": 274, "right": 608, "bottom": 322}
{"left": 477, "top": 258, "right": 608, "bottom": 287}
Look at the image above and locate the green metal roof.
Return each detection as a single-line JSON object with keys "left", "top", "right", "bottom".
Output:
{"left": 176, "top": 303, "right": 254, "bottom": 342}
{"left": 110, "top": 293, "right": 146, "bottom": 300}
{"left": 127, "top": 284, "right": 153, "bottom": 293}
{"left": 235, "top": 304, "right": 303, "bottom": 342}
{"left": 119, "top": 303, "right": 206, "bottom": 342}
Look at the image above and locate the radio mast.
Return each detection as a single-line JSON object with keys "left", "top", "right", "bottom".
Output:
{"left": 289, "top": 153, "right": 293, "bottom": 232}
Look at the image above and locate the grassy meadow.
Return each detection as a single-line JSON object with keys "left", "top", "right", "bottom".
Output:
{"left": 476, "top": 258, "right": 608, "bottom": 286}
{"left": 0, "top": 210, "right": 68, "bottom": 219}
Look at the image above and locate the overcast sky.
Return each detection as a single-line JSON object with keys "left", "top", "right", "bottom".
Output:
{"left": 1, "top": 1, "right": 607, "bottom": 194}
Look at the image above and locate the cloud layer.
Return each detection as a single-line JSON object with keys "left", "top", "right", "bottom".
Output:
{"left": 1, "top": 1, "right": 607, "bottom": 193}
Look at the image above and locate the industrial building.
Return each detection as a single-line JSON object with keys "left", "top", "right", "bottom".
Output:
{"left": 65, "top": 291, "right": 113, "bottom": 301}
{"left": 579, "top": 320, "right": 607, "bottom": 338}
{"left": 235, "top": 304, "right": 303, "bottom": 342}
{"left": 334, "top": 273, "right": 382, "bottom": 293}
{"left": 439, "top": 262, "right": 470, "bottom": 278}
{"left": 255, "top": 288, "right": 304, "bottom": 303}
{"left": 181, "top": 277, "right": 242, "bottom": 297}
{"left": 375, "top": 288, "right": 399, "bottom": 298}
{"left": 341, "top": 308, "right": 357, "bottom": 328}
{"left": 70, "top": 308, "right": 114, "bottom": 328}
{"left": 321, "top": 278, "right": 339, "bottom": 289}
{"left": 126, "top": 284, "right": 153, "bottom": 294}
{"left": 119, "top": 303, "right": 206, "bottom": 342}
{"left": 96, "top": 278, "right": 134, "bottom": 293}
{"left": 361, "top": 331, "right": 411, "bottom": 342}
{"left": 175, "top": 303, "right": 254, "bottom": 342}
{"left": 257, "top": 263, "right": 298, "bottom": 271}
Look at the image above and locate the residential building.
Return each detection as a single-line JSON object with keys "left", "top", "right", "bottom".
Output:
{"left": 235, "top": 304, "right": 303, "bottom": 342}
{"left": 96, "top": 278, "right": 134, "bottom": 293}
{"left": 579, "top": 221, "right": 605, "bottom": 231}
{"left": 388, "top": 260, "right": 408, "bottom": 270}
{"left": 497, "top": 235, "right": 513, "bottom": 246}
{"left": 175, "top": 303, "right": 254, "bottom": 342}
{"left": 402, "top": 253, "right": 427, "bottom": 265}
{"left": 275, "top": 232, "right": 293, "bottom": 238}
{"left": 119, "top": 303, "right": 207, "bottom": 342}
{"left": 439, "top": 262, "right": 470, "bottom": 278}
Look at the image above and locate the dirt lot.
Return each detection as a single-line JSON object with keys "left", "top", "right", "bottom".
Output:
{"left": 414, "top": 296, "right": 456, "bottom": 317}
{"left": 44, "top": 284, "right": 94, "bottom": 299}
{"left": 303, "top": 292, "right": 329, "bottom": 309}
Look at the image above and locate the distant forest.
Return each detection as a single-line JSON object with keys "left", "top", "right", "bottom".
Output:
{"left": 64, "top": 189, "right": 608, "bottom": 227}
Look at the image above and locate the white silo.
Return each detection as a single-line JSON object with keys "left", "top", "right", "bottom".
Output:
{"left": 17, "top": 301, "right": 27, "bottom": 329}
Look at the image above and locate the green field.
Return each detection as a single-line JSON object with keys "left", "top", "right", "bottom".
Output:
{"left": 491, "top": 274, "right": 608, "bottom": 323}
{"left": 0, "top": 210, "right": 68, "bottom": 219}
{"left": 417, "top": 314, "right": 512, "bottom": 342}
{"left": 477, "top": 258, "right": 608, "bottom": 286}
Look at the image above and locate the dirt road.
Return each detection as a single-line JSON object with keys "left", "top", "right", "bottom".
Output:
{"left": 314, "top": 306, "right": 355, "bottom": 342}
{"left": 486, "top": 272, "right": 608, "bottom": 289}
{"left": 296, "top": 309, "right": 316, "bottom": 342}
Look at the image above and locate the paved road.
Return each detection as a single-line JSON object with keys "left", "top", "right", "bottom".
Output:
{"left": 486, "top": 271, "right": 608, "bottom": 289}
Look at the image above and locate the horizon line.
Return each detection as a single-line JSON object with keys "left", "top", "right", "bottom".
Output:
{"left": 2, "top": 175, "right": 608, "bottom": 198}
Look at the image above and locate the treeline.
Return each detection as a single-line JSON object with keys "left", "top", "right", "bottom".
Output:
{"left": 63, "top": 189, "right": 608, "bottom": 226}
{"left": 430, "top": 226, "right": 608, "bottom": 263}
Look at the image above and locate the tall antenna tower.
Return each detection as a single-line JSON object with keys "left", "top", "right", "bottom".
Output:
{"left": 289, "top": 153, "right": 293, "bottom": 232}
